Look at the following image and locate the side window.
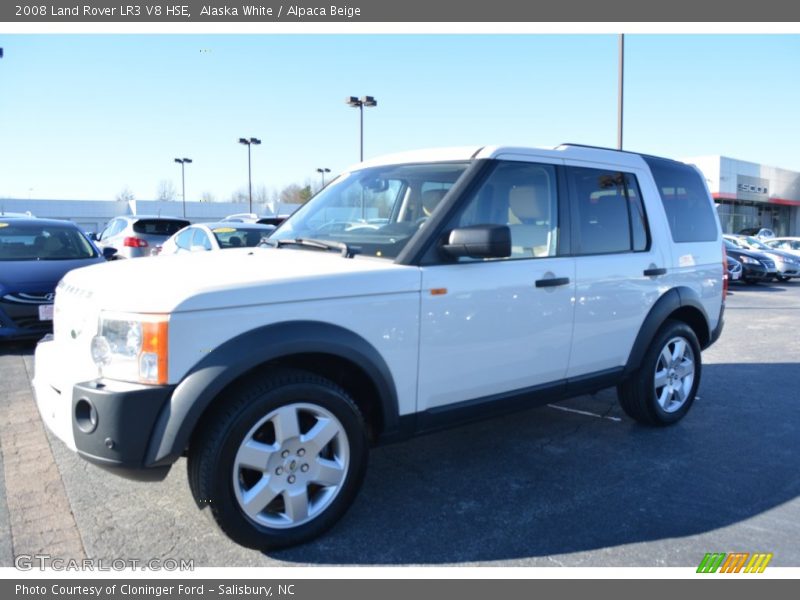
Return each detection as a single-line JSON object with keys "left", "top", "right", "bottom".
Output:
{"left": 569, "top": 167, "right": 649, "bottom": 255}
{"left": 192, "top": 229, "right": 212, "bottom": 250}
{"left": 175, "top": 228, "right": 194, "bottom": 250}
{"left": 447, "top": 160, "right": 559, "bottom": 261}
{"left": 643, "top": 157, "right": 718, "bottom": 243}
{"left": 100, "top": 219, "right": 122, "bottom": 240}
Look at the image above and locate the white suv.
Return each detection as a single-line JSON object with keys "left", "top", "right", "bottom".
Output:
{"left": 33, "top": 144, "right": 725, "bottom": 550}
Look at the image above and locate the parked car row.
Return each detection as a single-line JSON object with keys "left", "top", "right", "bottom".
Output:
{"left": 1, "top": 213, "right": 285, "bottom": 340}
{"left": 723, "top": 233, "right": 800, "bottom": 286}
{"left": 2, "top": 207, "right": 797, "bottom": 343}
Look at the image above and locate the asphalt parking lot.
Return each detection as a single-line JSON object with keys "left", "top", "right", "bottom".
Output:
{"left": 1, "top": 280, "right": 799, "bottom": 568}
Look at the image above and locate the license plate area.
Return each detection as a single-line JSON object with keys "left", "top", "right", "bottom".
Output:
{"left": 39, "top": 304, "right": 54, "bottom": 321}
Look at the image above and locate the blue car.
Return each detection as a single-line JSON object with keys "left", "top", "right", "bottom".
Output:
{"left": 0, "top": 218, "right": 107, "bottom": 341}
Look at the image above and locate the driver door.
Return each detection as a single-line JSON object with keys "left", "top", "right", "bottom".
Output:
{"left": 417, "top": 158, "right": 576, "bottom": 413}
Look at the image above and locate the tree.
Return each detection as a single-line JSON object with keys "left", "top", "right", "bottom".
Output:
{"left": 157, "top": 179, "right": 177, "bottom": 201}
{"left": 116, "top": 187, "right": 135, "bottom": 202}
{"left": 279, "top": 183, "right": 313, "bottom": 206}
{"left": 229, "top": 188, "right": 248, "bottom": 204}
{"left": 200, "top": 191, "right": 216, "bottom": 203}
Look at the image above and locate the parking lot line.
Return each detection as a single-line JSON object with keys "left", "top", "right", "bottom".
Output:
{"left": 546, "top": 403, "right": 622, "bottom": 422}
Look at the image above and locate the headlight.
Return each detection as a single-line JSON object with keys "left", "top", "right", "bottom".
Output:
{"left": 740, "top": 256, "right": 758, "bottom": 264}
{"left": 90, "top": 312, "right": 169, "bottom": 385}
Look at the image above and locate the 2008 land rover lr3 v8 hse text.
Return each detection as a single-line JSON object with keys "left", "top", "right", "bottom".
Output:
{"left": 34, "top": 144, "right": 725, "bottom": 550}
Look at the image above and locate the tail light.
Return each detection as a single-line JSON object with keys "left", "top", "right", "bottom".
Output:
{"left": 722, "top": 242, "right": 728, "bottom": 300}
{"left": 123, "top": 237, "right": 149, "bottom": 248}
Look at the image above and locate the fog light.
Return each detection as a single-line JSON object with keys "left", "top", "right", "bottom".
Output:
{"left": 75, "top": 398, "right": 98, "bottom": 433}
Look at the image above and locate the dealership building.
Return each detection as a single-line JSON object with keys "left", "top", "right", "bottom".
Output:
{"left": 686, "top": 156, "right": 800, "bottom": 237}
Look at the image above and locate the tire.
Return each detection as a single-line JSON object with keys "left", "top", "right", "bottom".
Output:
{"left": 777, "top": 275, "right": 790, "bottom": 282}
{"left": 187, "top": 368, "right": 368, "bottom": 550}
{"left": 617, "top": 320, "right": 702, "bottom": 426}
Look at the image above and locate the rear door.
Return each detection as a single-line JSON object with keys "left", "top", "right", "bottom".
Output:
{"left": 563, "top": 162, "right": 666, "bottom": 378}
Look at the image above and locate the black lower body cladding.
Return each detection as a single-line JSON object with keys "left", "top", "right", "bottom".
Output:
{"left": 71, "top": 379, "right": 175, "bottom": 480}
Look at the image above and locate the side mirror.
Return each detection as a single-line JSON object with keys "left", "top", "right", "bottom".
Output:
{"left": 441, "top": 225, "right": 511, "bottom": 259}
{"left": 102, "top": 247, "right": 118, "bottom": 260}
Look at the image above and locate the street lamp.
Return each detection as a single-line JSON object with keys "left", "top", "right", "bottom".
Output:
{"left": 238, "top": 137, "right": 261, "bottom": 213}
{"left": 617, "top": 34, "right": 624, "bottom": 150}
{"left": 174, "top": 158, "right": 192, "bottom": 218}
{"left": 346, "top": 95, "right": 377, "bottom": 162}
{"left": 316, "top": 167, "right": 331, "bottom": 189}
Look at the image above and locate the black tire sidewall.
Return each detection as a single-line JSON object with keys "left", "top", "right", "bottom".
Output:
{"left": 207, "top": 378, "right": 368, "bottom": 550}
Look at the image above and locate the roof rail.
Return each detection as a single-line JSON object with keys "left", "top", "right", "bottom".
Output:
{"left": 558, "top": 143, "right": 685, "bottom": 164}
{"left": 557, "top": 143, "right": 636, "bottom": 154}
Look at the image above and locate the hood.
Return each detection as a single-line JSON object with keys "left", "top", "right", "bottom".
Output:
{"left": 58, "top": 247, "right": 421, "bottom": 313}
{"left": 0, "top": 257, "right": 105, "bottom": 294}
{"left": 758, "top": 248, "right": 798, "bottom": 263}
{"left": 726, "top": 246, "right": 769, "bottom": 261}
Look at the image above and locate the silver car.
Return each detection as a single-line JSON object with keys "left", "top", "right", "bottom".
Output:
{"left": 94, "top": 215, "right": 190, "bottom": 259}
{"left": 764, "top": 237, "right": 800, "bottom": 259}
{"left": 725, "top": 234, "right": 800, "bottom": 282}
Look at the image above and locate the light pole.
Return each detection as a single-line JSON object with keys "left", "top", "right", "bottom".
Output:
{"left": 346, "top": 96, "right": 377, "bottom": 161}
{"left": 617, "top": 33, "right": 624, "bottom": 150}
{"left": 316, "top": 167, "right": 331, "bottom": 189}
{"left": 174, "top": 158, "right": 192, "bottom": 218}
{"left": 238, "top": 137, "right": 261, "bottom": 213}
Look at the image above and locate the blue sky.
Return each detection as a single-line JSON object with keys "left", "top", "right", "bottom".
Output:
{"left": 1, "top": 34, "right": 799, "bottom": 201}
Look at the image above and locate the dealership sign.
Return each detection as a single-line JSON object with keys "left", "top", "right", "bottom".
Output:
{"left": 736, "top": 176, "right": 770, "bottom": 200}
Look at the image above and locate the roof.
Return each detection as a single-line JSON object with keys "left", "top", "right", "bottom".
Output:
{"left": 0, "top": 217, "right": 81, "bottom": 228}
{"left": 199, "top": 222, "right": 276, "bottom": 230}
{"left": 350, "top": 143, "right": 660, "bottom": 172}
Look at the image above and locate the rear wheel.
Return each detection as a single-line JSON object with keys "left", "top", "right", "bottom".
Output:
{"left": 187, "top": 368, "right": 368, "bottom": 550}
{"left": 617, "top": 320, "right": 702, "bottom": 426}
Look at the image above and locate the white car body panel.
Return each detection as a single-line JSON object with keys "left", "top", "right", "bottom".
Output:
{"left": 418, "top": 257, "right": 576, "bottom": 410}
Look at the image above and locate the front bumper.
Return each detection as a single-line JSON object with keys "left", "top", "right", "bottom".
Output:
{"left": 740, "top": 264, "right": 769, "bottom": 281}
{"left": 33, "top": 338, "right": 175, "bottom": 481}
{"left": 0, "top": 302, "right": 53, "bottom": 340}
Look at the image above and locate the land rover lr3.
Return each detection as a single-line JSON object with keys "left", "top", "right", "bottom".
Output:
{"left": 34, "top": 144, "right": 725, "bottom": 550}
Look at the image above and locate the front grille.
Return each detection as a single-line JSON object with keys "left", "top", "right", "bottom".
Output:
{"left": 1, "top": 292, "right": 55, "bottom": 305}
{"left": 761, "top": 259, "right": 775, "bottom": 269}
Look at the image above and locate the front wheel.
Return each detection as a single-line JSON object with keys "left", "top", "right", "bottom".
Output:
{"left": 617, "top": 320, "right": 702, "bottom": 426}
{"left": 187, "top": 368, "right": 368, "bottom": 550}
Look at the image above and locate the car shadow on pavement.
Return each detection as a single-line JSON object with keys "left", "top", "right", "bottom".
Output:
{"left": 269, "top": 362, "right": 799, "bottom": 564}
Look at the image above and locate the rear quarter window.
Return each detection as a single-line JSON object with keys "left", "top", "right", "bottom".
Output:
{"left": 133, "top": 219, "right": 191, "bottom": 236}
{"left": 644, "top": 157, "right": 718, "bottom": 243}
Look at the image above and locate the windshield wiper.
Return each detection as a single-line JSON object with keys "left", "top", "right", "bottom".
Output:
{"left": 265, "top": 238, "right": 359, "bottom": 258}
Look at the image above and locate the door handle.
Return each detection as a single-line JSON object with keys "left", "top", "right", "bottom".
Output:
{"left": 643, "top": 267, "right": 667, "bottom": 277}
{"left": 535, "top": 277, "right": 570, "bottom": 288}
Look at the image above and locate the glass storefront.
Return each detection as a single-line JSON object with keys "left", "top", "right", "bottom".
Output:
{"left": 714, "top": 200, "right": 792, "bottom": 236}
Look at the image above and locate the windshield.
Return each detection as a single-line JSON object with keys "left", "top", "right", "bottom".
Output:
{"left": 0, "top": 222, "right": 98, "bottom": 261}
{"left": 745, "top": 236, "right": 769, "bottom": 250}
{"left": 210, "top": 225, "right": 274, "bottom": 248}
{"left": 272, "top": 161, "right": 471, "bottom": 259}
